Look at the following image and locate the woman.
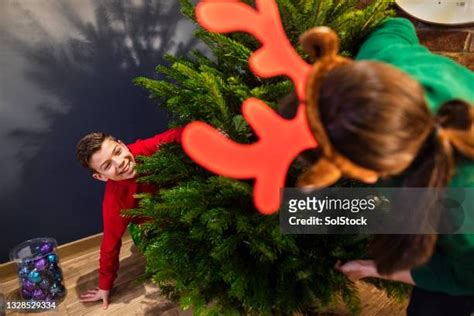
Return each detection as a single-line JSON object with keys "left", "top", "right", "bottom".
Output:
{"left": 297, "top": 17, "right": 474, "bottom": 315}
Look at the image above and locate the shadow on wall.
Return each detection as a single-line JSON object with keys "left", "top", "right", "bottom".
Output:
{"left": 0, "top": 0, "right": 200, "bottom": 262}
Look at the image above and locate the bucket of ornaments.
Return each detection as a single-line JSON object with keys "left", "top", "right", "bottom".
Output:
{"left": 10, "top": 237, "right": 66, "bottom": 303}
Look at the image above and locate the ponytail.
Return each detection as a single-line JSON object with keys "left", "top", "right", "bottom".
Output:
{"left": 436, "top": 99, "right": 474, "bottom": 159}
{"left": 370, "top": 99, "right": 473, "bottom": 275}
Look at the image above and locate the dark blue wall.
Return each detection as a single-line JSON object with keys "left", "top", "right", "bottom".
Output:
{"left": 0, "top": 0, "right": 200, "bottom": 263}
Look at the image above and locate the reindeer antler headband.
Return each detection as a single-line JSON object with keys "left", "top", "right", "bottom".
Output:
{"left": 182, "top": 0, "right": 365, "bottom": 214}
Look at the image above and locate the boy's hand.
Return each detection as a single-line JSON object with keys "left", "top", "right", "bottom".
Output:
{"left": 335, "top": 259, "right": 378, "bottom": 281}
{"left": 79, "top": 288, "right": 110, "bottom": 309}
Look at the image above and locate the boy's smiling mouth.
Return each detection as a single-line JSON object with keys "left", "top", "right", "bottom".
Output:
{"left": 120, "top": 160, "right": 132, "bottom": 175}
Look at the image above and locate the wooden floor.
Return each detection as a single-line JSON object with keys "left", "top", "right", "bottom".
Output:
{"left": 2, "top": 236, "right": 192, "bottom": 316}
{"left": 1, "top": 236, "right": 407, "bottom": 316}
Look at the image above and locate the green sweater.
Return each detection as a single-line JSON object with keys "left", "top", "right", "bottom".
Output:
{"left": 356, "top": 17, "right": 474, "bottom": 295}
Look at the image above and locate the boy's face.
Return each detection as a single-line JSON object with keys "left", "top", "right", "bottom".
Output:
{"left": 89, "top": 138, "right": 136, "bottom": 182}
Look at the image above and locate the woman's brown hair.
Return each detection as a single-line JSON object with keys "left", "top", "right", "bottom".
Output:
{"left": 300, "top": 61, "right": 474, "bottom": 274}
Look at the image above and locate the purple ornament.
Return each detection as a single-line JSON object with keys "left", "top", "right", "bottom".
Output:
{"left": 21, "top": 287, "right": 33, "bottom": 300}
{"left": 32, "top": 288, "right": 46, "bottom": 300}
{"left": 45, "top": 294, "right": 54, "bottom": 302}
{"left": 40, "top": 242, "right": 53, "bottom": 255}
{"left": 23, "top": 280, "right": 36, "bottom": 291}
{"left": 34, "top": 258, "right": 48, "bottom": 271}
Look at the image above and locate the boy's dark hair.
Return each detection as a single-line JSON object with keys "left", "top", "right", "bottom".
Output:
{"left": 76, "top": 132, "right": 116, "bottom": 173}
{"left": 287, "top": 61, "right": 473, "bottom": 275}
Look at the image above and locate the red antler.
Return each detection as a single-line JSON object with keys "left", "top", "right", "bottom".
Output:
{"left": 182, "top": 0, "right": 318, "bottom": 214}
{"left": 183, "top": 99, "right": 316, "bottom": 214}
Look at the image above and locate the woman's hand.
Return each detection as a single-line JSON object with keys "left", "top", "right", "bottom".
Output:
{"left": 79, "top": 287, "right": 110, "bottom": 310}
{"left": 335, "top": 260, "right": 415, "bottom": 285}
{"left": 335, "top": 259, "right": 378, "bottom": 281}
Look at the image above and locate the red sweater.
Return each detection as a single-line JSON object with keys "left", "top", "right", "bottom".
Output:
{"left": 98, "top": 128, "right": 183, "bottom": 290}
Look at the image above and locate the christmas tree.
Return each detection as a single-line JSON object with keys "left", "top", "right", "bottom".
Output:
{"left": 131, "top": 0, "right": 408, "bottom": 314}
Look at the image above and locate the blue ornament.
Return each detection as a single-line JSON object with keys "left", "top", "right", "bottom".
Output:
{"left": 54, "top": 270, "right": 62, "bottom": 281}
{"left": 39, "top": 279, "right": 50, "bottom": 290}
{"left": 48, "top": 263, "right": 58, "bottom": 272}
{"left": 56, "top": 284, "right": 66, "bottom": 297}
{"left": 47, "top": 254, "right": 57, "bottom": 264}
{"left": 19, "top": 266, "right": 30, "bottom": 278}
{"left": 50, "top": 283, "right": 60, "bottom": 294}
{"left": 50, "top": 283, "right": 66, "bottom": 296}
{"left": 28, "top": 270, "right": 41, "bottom": 283}
{"left": 26, "top": 261, "right": 35, "bottom": 271}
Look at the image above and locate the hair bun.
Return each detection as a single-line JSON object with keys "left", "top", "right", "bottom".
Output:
{"left": 436, "top": 99, "right": 472, "bottom": 130}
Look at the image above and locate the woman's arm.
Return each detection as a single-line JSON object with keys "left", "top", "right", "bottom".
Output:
{"left": 337, "top": 251, "right": 474, "bottom": 295}
{"left": 335, "top": 259, "right": 415, "bottom": 285}
{"left": 356, "top": 17, "right": 419, "bottom": 61}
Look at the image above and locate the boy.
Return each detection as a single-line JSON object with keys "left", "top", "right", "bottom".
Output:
{"left": 75, "top": 128, "right": 182, "bottom": 309}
